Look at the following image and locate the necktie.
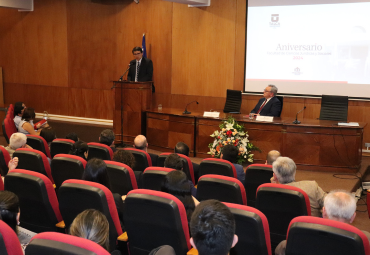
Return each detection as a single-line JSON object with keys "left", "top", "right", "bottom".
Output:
{"left": 135, "top": 61, "right": 141, "bottom": 82}
{"left": 256, "top": 99, "right": 267, "bottom": 114}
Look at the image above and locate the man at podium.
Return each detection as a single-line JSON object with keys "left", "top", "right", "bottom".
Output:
{"left": 127, "top": 46, "right": 153, "bottom": 82}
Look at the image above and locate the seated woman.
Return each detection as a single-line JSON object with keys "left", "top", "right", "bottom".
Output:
{"left": 18, "top": 108, "right": 46, "bottom": 135}
{"left": 112, "top": 150, "right": 135, "bottom": 170}
{"left": 69, "top": 141, "right": 89, "bottom": 161}
{"left": 0, "top": 190, "right": 36, "bottom": 252}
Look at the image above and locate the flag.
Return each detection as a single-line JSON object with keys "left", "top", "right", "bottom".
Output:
{"left": 142, "top": 33, "right": 147, "bottom": 58}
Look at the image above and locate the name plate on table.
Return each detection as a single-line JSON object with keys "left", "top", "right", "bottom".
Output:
{"left": 255, "top": 116, "right": 274, "bottom": 122}
{"left": 203, "top": 111, "right": 220, "bottom": 118}
{"left": 338, "top": 122, "right": 359, "bottom": 127}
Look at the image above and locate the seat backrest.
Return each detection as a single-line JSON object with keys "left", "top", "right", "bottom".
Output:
{"left": 256, "top": 183, "right": 311, "bottom": 249}
{"left": 142, "top": 167, "right": 175, "bottom": 191}
{"left": 124, "top": 148, "right": 152, "bottom": 172}
{"left": 199, "top": 158, "right": 237, "bottom": 178}
{"left": 51, "top": 154, "right": 87, "bottom": 190}
{"left": 224, "top": 203, "right": 272, "bottom": 255}
{"left": 87, "top": 142, "right": 113, "bottom": 160}
{"left": 0, "top": 220, "right": 23, "bottom": 255}
{"left": 276, "top": 96, "right": 284, "bottom": 117}
{"left": 27, "top": 232, "right": 110, "bottom": 255}
{"left": 5, "top": 169, "right": 62, "bottom": 233}
{"left": 244, "top": 164, "right": 273, "bottom": 207}
{"left": 285, "top": 216, "right": 370, "bottom": 255}
{"left": 157, "top": 153, "right": 195, "bottom": 184}
{"left": 2, "top": 120, "right": 9, "bottom": 144}
{"left": 105, "top": 160, "right": 138, "bottom": 195}
{"left": 26, "top": 135, "right": 52, "bottom": 158}
{"left": 319, "top": 95, "right": 348, "bottom": 121}
{"left": 50, "top": 138, "right": 75, "bottom": 158}
{"left": 13, "top": 148, "right": 54, "bottom": 183}
{"left": 223, "top": 89, "right": 242, "bottom": 113}
{"left": 4, "top": 118, "right": 17, "bottom": 144}
{"left": 58, "top": 180, "right": 123, "bottom": 250}
{"left": 0, "top": 146, "right": 11, "bottom": 176}
{"left": 197, "top": 174, "right": 247, "bottom": 205}
{"left": 124, "top": 189, "right": 191, "bottom": 255}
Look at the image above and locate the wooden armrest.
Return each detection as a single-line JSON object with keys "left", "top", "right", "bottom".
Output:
{"left": 56, "top": 221, "right": 65, "bottom": 228}
{"left": 53, "top": 184, "right": 56, "bottom": 189}
{"left": 117, "top": 232, "right": 128, "bottom": 242}
{"left": 187, "top": 248, "right": 198, "bottom": 255}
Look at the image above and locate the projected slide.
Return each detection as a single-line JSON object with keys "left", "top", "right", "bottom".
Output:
{"left": 245, "top": 2, "right": 370, "bottom": 97}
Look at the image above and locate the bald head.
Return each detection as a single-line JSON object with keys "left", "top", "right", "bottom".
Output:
{"left": 134, "top": 135, "right": 148, "bottom": 152}
{"left": 323, "top": 190, "right": 356, "bottom": 223}
{"left": 266, "top": 150, "right": 281, "bottom": 165}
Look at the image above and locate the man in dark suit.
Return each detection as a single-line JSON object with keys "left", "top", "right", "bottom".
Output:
{"left": 250, "top": 84, "right": 282, "bottom": 117}
{"left": 127, "top": 46, "right": 153, "bottom": 82}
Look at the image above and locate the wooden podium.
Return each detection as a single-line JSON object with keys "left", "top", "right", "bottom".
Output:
{"left": 113, "top": 81, "right": 152, "bottom": 145}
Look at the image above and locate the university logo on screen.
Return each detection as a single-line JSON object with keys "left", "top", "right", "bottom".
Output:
{"left": 292, "top": 67, "right": 302, "bottom": 75}
{"left": 270, "top": 14, "right": 280, "bottom": 28}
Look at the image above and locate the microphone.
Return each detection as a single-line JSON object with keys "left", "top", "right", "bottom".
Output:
{"left": 118, "top": 63, "right": 132, "bottom": 82}
{"left": 293, "top": 106, "right": 306, "bottom": 124}
{"left": 183, "top": 101, "right": 199, "bottom": 114}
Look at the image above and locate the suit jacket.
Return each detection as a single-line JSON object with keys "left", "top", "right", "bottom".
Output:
{"left": 251, "top": 96, "right": 282, "bottom": 117}
{"left": 127, "top": 57, "right": 153, "bottom": 82}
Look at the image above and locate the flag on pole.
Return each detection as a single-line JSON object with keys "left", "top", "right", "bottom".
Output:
{"left": 142, "top": 33, "right": 147, "bottom": 58}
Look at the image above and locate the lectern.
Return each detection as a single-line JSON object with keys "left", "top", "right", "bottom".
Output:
{"left": 113, "top": 81, "right": 152, "bottom": 145}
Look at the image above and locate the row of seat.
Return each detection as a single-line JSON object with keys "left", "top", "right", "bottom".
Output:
{"left": 2, "top": 104, "right": 16, "bottom": 145}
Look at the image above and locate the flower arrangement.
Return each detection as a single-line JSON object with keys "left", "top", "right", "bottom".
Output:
{"left": 208, "top": 116, "right": 259, "bottom": 164}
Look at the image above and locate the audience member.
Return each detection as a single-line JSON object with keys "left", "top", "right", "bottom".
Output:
{"left": 271, "top": 157, "right": 326, "bottom": 217}
{"left": 266, "top": 150, "right": 281, "bottom": 165}
{"left": 66, "top": 132, "right": 79, "bottom": 142}
{"left": 18, "top": 108, "right": 45, "bottom": 135}
{"left": 164, "top": 153, "right": 197, "bottom": 197}
{"left": 221, "top": 145, "right": 245, "bottom": 183}
{"left": 161, "top": 171, "right": 199, "bottom": 222}
{"left": 13, "top": 101, "right": 26, "bottom": 130}
{"left": 0, "top": 190, "right": 36, "bottom": 252}
{"left": 40, "top": 126, "right": 56, "bottom": 149}
{"left": 113, "top": 150, "right": 135, "bottom": 169}
{"left": 134, "top": 135, "right": 158, "bottom": 166}
{"left": 69, "top": 141, "right": 89, "bottom": 161}
{"left": 2, "top": 133, "right": 31, "bottom": 158}
{"left": 175, "top": 142, "right": 200, "bottom": 183}
{"left": 99, "top": 129, "right": 116, "bottom": 152}
{"left": 275, "top": 190, "right": 370, "bottom": 255}
{"left": 190, "top": 200, "right": 238, "bottom": 255}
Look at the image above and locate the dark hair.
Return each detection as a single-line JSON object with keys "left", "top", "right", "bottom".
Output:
{"left": 175, "top": 142, "right": 190, "bottom": 157}
{"left": 132, "top": 47, "right": 143, "bottom": 54}
{"left": 22, "top": 107, "right": 35, "bottom": 122}
{"left": 190, "top": 200, "right": 235, "bottom": 255}
{"left": 82, "top": 158, "right": 111, "bottom": 189}
{"left": 40, "top": 127, "right": 56, "bottom": 144}
{"left": 164, "top": 153, "right": 183, "bottom": 170}
{"left": 66, "top": 132, "right": 79, "bottom": 142}
{"left": 162, "top": 171, "right": 195, "bottom": 222}
{"left": 14, "top": 102, "right": 25, "bottom": 117}
{"left": 0, "top": 191, "right": 19, "bottom": 232}
{"left": 221, "top": 145, "right": 238, "bottom": 163}
{"left": 69, "top": 141, "right": 89, "bottom": 160}
{"left": 99, "top": 129, "right": 115, "bottom": 147}
{"left": 113, "top": 150, "right": 135, "bottom": 169}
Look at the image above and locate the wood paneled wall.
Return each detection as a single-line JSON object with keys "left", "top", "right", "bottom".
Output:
{"left": 0, "top": 0, "right": 370, "bottom": 147}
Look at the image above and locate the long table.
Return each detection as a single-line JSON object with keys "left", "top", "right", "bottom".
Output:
{"left": 146, "top": 108, "right": 366, "bottom": 173}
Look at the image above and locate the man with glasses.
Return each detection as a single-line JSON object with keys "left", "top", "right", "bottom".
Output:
{"left": 250, "top": 84, "right": 282, "bottom": 117}
{"left": 127, "top": 46, "right": 153, "bottom": 83}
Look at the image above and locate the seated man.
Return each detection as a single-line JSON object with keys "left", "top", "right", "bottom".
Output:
{"left": 250, "top": 85, "right": 281, "bottom": 117}
{"left": 134, "top": 135, "right": 158, "bottom": 166}
{"left": 271, "top": 157, "right": 326, "bottom": 217}
{"left": 175, "top": 142, "right": 200, "bottom": 182}
{"left": 164, "top": 153, "right": 196, "bottom": 197}
{"left": 190, "top": 200, "right": 238, "bottom": 255}
{"left": 2, "top": 133, "right": 32, "bottom": 158}
{"left": 13, "top": 101, "right": 26, "bottom": 130}
{"left": 266, "top": 150, "right": 281, "bottom": 165}
{"left": 99, "top": 129, "right": 116, "bottom": 152}
{"left": 221, "top": 145, "right": 245, "bottom": 183}
{"left": 275, "top": 190, "right": 370, "bottom": 255}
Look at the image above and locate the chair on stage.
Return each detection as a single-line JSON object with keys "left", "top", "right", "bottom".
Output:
{"left": 0, "top": 220, "right": 23, "bottom": 255}
{"left": 276, "top": 96, "right": 284, "bottom": 117}
{"left": 124, "top": 148, "right": 152, "bottom": 172}
{"left": 105, "top": 160, "right": 138, "bottom": 195}
{"left": 157, "top": 153, "right": 195, "bottom": 184}
{"left": 319, "top": 95, "right": 348, "bottom": 121}
{"left": 26, "top": 135, "right": 52, "bottom": 159}
{"left": 244, "top": 164, "right": 273, "bottom": 207}
{"left": 142, "top": 167, "right": 175, "bottom": 191}
{"left": 0, "top": 146, "right": 11, "bottom": 176}
{"left": 50, "top": 138, "right": 75, "bottom": 158}
{"left": 223, "top": 89, "right": 242, "bottom": 114}
{"left": 199, "top": 158, "right": 237, "bottom": 179}
{"left": 87, "top": 142, "right": 113, "bottom": 160}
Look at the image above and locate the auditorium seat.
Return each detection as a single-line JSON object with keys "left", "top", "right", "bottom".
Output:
{"left": 58, "top": 179, "right": 124, "bottom": 250}
{"left": 105, "top": 160, "right": 138, "bottom": 195}
{"left": 199, "top": 158, "right": 237, "bottom": 178}
{"left": 244, "top": 164, "right": 273, "bottom": 207}
{"left": 256, "top": 183, "right": 311, "bottom": 250}
{"left": 27, "top": 232, "right": 110, "bottom": 255}
{"left": 87, "top": 142, "right": 113, "bottom": 160}
{"left": 0, "top": 220, "right": 23, "bottom": 255}
{"left": 224, "top": 203, "right": 272, "bottom": 255}
{"left": 13, "top": 148, "right": 54, "bottom": 183}
{"left": 3, "top": 117, "right": 17, "bottom": 144}
{"left": 51, "top": 154, "right": 87, "bottom": 190}
{"left": 124, "top": 189, "right": 191, "bottom": 255}
{"left": 157, "top": 153, "right": 195, "bottom": 184}
{"left": 124, "top": 148, "right": 152, "bottom": 172}
{"left": 0, "top": 145, "right": 11, "bottom": 176}
{"left": 50, "top": 138, "right": 75, "bottom": 158}
{"left": 26, "top": 135, "right": 52, "bottom": 158}
{"left": 285, "top": 216, "right": 370, "bottom": 255}
{"left": 197, "top": 174, "right": 247, "bottom": 205}
{"left": 5, "top": 169, "right": 63, "bottom": 233}
{"left": 142, "top": 167, "right": 175, "bottom": 191}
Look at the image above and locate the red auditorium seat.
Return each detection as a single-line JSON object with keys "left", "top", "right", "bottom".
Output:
{"left": 0, "top": 220, "right": 23, "bottom": 255}
{"left": 87, "top": 142, "right": 113, "bottom": 160}
{"left": 199, "top": 158, "right": 237, "bottom": 179}
{"left": 157, "top": 152, "right": 195, "bottom": 184}
{"left": 105, "top": 160, "right": 138, "bottom": 195}
{"left": 124, "top": 148, "right": 152, "bottom": 172}
{"left": 50, "top": 138, "right": 75, "bottom": 158}
{"left": 26, "top": 135, "right": 52, "bottom": 158}
{"left": 142, "top": 167, "right": 175, "bottom": 191}
{"left": 0, "top": 145, "right": 11, "bottom": 176}
{"left": 244, "top": 164, "right": 273, "bottom": 207}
